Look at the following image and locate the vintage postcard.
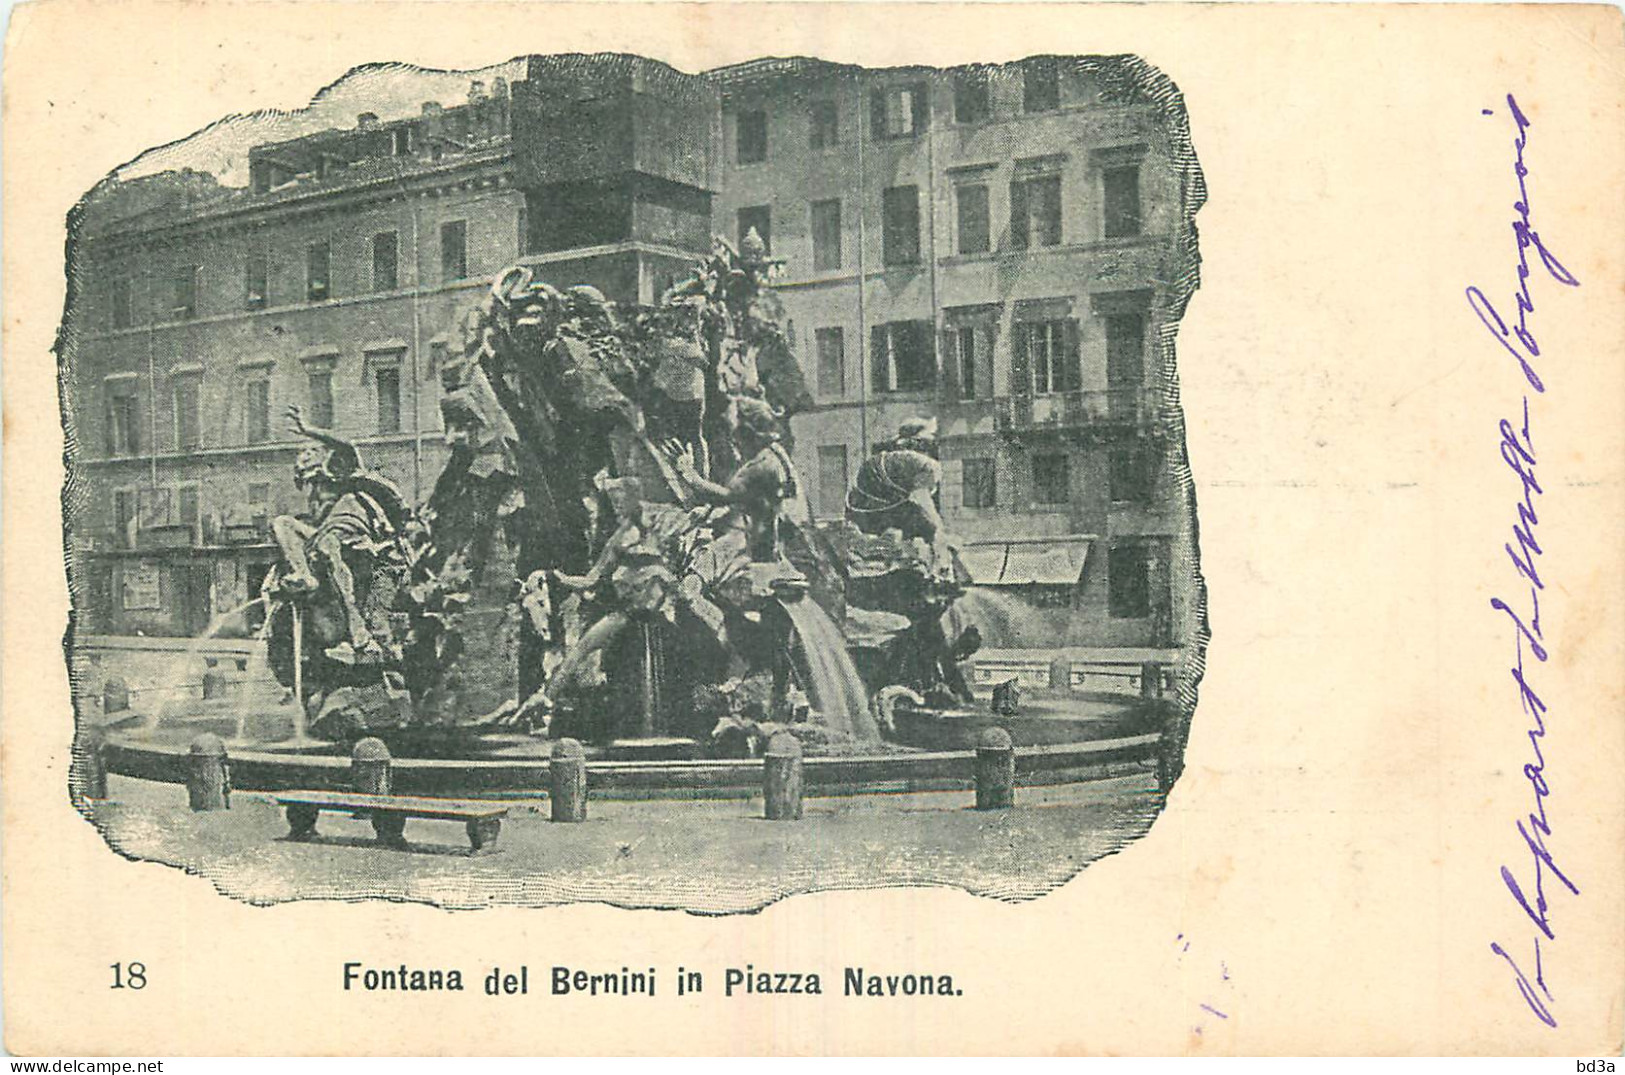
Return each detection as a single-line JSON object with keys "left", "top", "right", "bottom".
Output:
{"left": 3, "top": 0, "right": 1622, "bottom": 1056}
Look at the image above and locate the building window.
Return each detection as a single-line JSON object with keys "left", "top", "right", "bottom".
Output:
{"left": 808, "top": 99, "right": 838, "bottom": 149}
{"left": 173, "top": 374, "right": 202, "bottom": 452}
{"left": 1110, "top": 448, "right": 1155, "bottom": 504}
{"left": 1022, "top": 319, "right": 1079, "bottom": 395}
{"left": 113, "top": 489, "right": 138, "bottom": 549}
{"left": 962, "top": 457, "right": 997, "bottom": 509}
{"left": 882, "top": 185, "right": 921, "bottom": 267}
{"left": 372, "top": 231, "right": 399, "bottom": 292}
{"left": 245, "top": 251, "right": 268, "bottom": 310}
{"left": 1109, "top": 543, "right": 1151, "bottom": 618}
{"left": 817, "top": 444, "right": 849, "bottom": 519}
{"left": 1106, "top": 312, "right": 1146, "bottom": 387}
{"left": 176, "top": 485, "right": 200, "bottom": 543}
{"left": 111, "top": 278, "right": 132, "bottom": 329}
{"left": 872, "top": 81, "right": 927, "bottom": 140}
{"left": 172, "top": 265, "right": 198, "bottom": 320}
{"left": 1032, "top": 452, "right": 1070, "bottom": 505}
{"left": 245, "top": 378, "right": 270, "bottom": 444}
{"left": 1011, "top": 173, "right": 1062, "bottom": 249}
{"left": 306, "top": 367, "right": 335, "bottom": 430}
{"left": 104, "top": 380, "right": 140, "bottom": 456}
{"left": 392, "top": 127, "right": 412, "bottom": 156}
{"left": 811, "top": 199, "right": 842, "bottom": 272}
{"left": 441, "top": 220, "right": 467, "bottom": 282}
{"left": 375, "top": 364, "right": 402, "bottom": 434}
{"left": 246, "top": 482, "right": 272, "bottom": 525}
{"left": 1023, "top": 57, "right": 1060, "bottom": 112}
{"left": 736, "top": 108, "right": 768, "bottom": 164}
{"left": 815, "top": 327, "right": 846, "bottom": 397}
{"left": 870, "top": 320, "right": 936, "bottom": 393}
{"left": 951, "top": 325, "right": 979, "bottom": 399}
{"left": 306, "top": 241, "right": 330, "bottom": 303}
{"left": 737, "top": 206, "right": 771, "bottom": 256}
{"left": 956, "top": 184, "right": 990, "bottom": 255}
{"left": 954, "top": 70, "right": 991, "bottom": 124}
{"left": 1103, "top": 164, "right": 1143, "bottom": 238}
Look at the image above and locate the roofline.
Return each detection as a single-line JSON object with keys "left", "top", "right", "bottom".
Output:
{"left": 81, "top": 147, "right": 515, "bottom": 245}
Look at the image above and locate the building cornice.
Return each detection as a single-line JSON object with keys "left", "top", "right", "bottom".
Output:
{"left": 75, "top": 430, "right": 445, "bottom": 469}
{"left": 72, "top": 276, "right": 494, "bottom": 344}
{"left": 82, "top": 149, "right": 516, "bottom": 252}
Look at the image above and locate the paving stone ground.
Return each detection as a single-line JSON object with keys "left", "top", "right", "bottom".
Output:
{"left": 87, "top": 772, "right": 1165, "bottom": 912}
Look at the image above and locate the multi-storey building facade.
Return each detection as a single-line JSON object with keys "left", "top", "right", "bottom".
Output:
{"left": 712, "top": 58, "right": 1191, "bottom": 648}
{"left": 65, "top": 54, "right": 1193, "bottom": 651}
{"left": 65, "top": 56, "right": 717, "bottom": 637}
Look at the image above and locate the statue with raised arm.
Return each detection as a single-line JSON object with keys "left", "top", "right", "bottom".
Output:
{"left": 664, "top": 396, "right": 805, "bottom": 564}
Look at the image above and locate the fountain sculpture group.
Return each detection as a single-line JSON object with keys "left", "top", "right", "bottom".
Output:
{"left": 260, "top": 232, "right": 982, "bottom": 758}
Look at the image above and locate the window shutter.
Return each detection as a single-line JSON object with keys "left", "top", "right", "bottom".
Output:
{"left": 1011, "top": 324, "right": 1031, "bottom": 396}
{"left": 969, "top": 326, "right": 986, "bottom": 399}
{"left": 1062, "top": 319, "right": 1081, "bottom": 392}
{"left": 104, "top": 396, "right": 116, "bottom": 455}
{"left": 870, "top": 325, "right": 890, "bottom": 392}
{"left": 1010, "top": 180, "right": 1030, "bottom": 250}
{"left": 917, "top": 321, "right": 937, "bottom": 385}
{"left": 940, "top": 327, "right": 959, "bottom": 399}
{"left": 871, "top": 91, "right": 887, "bottom": 140}
{"left": 1042, "top": 177, "right": 1064, "bottom": 246}
{"left": 910, "top": 81, "right": 929, "bottom": 134}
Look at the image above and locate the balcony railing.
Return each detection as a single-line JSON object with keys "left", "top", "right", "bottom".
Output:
{"left": 991, "top": 387, "right": 1161, "bottom": 433}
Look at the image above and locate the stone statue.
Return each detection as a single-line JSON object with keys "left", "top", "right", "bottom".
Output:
{"left": 664, "top": 395, "right": 806, "bottom": 563}
{"left": 268, "top": 404, "right": 409, "bottom": 666}
{"left": 847, "top": 417, "right": 951, "bottom": 566}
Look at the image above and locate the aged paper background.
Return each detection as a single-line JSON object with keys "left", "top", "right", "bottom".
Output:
{"left": 4, "top": 0, "right": 1623, "bottom": 1055}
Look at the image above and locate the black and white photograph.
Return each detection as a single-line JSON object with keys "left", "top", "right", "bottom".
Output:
{"left": 60, "top": 52, "right": 1206, "bottom": 909}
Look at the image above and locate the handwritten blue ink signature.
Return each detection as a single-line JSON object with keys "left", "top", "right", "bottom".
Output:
{"left": 1469, "top": 92, "right": 1581, "bottom": 1030}
{"left": 1175, "top": 934, "right": 1232, "bottom": 1036}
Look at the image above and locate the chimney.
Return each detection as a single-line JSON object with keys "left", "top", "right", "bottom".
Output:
{"left": 357, "top": 112, "right": 378, "bottom": 129}
{"left": 468, "top": 80, "right": 487, "bottom": 104}
{"left": 422, "top": 101, "right": 443, "bottom": 115}
{"left": 491, "top": 76, "right": 509, "bottom": 99}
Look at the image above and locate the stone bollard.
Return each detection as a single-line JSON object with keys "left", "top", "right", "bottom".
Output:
{"left": 72, "top": 725, "right": 108, "bottom": 801}
{"left": 1048, "top": 656, "right": 1072, "bottom": 692}
{"left": 763, "top": 732, "right": 804, "bottom": 821}
{"left": 351, "top": 737, "right": 393, "bottom": 795}
{"left": 974, "top": 727, "right": 1015, "bottom": 810}
{"left": 102, "top": 678, "right": 129, "bottom": 715}
{"left": 201, "top": 667, "right": 228, "bottom": 701}
{"left": 1140, "top": 662, "right": 1163, "bottom": 700}
{"left": 550, "top": 738, "right": 587, "bottom": 822}
{"left": 991, "top": 678, "right": 1022, "bottom": 716}
{"left": 187, "top": 733, "right": 230, "bottom": 811}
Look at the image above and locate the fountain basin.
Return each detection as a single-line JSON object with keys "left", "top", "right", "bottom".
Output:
{"left": 101, "top": 730, "right": 1161, "bottom": 799}
{"left": 888, "top": 694, "right": 1166, "bottom": 751}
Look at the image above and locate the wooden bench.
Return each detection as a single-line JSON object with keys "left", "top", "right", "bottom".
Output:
{"left": 274, "top": 791, "right": 508, "bottom": 853}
